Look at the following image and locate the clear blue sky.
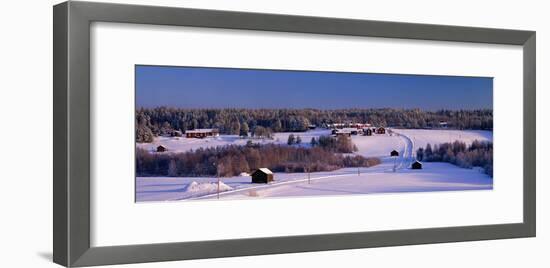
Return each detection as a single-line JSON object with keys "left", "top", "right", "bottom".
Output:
{"left": 136, "top": 65, "right": 493, "bottom": 110}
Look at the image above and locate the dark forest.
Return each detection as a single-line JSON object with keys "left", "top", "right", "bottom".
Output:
{"left": 416, "top": 140, "right": 493, "bottom": 176}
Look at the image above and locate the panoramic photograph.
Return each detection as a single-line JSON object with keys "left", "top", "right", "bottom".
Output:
{"left": 135, "top": 65, "right": 493, "bottom": 202}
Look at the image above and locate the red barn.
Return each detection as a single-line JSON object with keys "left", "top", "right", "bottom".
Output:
{"left": 185, "top": 128, "right": 219, "bottom": 138}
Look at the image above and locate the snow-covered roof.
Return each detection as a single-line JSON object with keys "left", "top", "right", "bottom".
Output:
{"left": 185, "top": 128, "right": 218, "bottom": 133}
{"left": 257, "top": 168, "right": 273, "bottom": 174}
{"left": 336, "top": 128, "right": 357, "bottom": 133}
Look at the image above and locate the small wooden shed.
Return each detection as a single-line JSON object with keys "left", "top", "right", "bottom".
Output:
{"left": 411, "top": 160, "right": 422, "bottom": 169}
{"left": 376, "top": 127, "right": 386, "bottom": 134}
{"left": 171, "top": 130, "right": 183, "bottom": 137}
{"left": 364, "top": 128, "right": 372, "bottom": 136}
{"left": 390, "top": 150, "right": 399, "bottom": 157}
{"left": 251, "top": 168, "right": 274, "bottom": 183}
{"left": 156, "top": 145, "right": 167, "bottom": 152}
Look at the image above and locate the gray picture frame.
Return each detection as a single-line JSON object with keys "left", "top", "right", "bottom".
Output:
{"left": 53, "top": 1, "right": 536, "bottom": 267}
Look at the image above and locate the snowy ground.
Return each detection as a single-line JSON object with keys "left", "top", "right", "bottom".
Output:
{"left": 136, "top": 128, "right": 332, "bottom": 153}
{"left": 136, "top": 162, "right": 492, "bottom": 202}
{"left": 136, "top": 128, "right": 493, "bottom": 202}
{"left": 394, "top": 129, "right": 492, "bottom": 149}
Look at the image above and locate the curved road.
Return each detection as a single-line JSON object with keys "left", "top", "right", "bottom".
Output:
{"left": 393, "top": 130, "right": 415, "bottom": 170}
{"left": 194, "top": 130, "right": 417, "bottom": 200}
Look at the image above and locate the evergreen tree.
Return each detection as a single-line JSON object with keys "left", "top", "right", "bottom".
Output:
{"left": 310, "top": 137, "right": 318, "bottom": 147}
{"left": 425, "top": 143, "right": 433, "bottom": 159}
{"left": 136, "top": 124, "right": 154, "bottom": 143}
{"left": 287, "top": 134, "right": 296, "bottom": 145}
{"left": 273, "top": 120, "right": 283, "bottom": 132}
{"left": 190, "top": 118, "right": 199, "bottom": 130}
{"left": 253, "top": 126, "right": 272, "bottom": 139}
{"left": 416, "top": 147, "right": 424, "bottom": 161}
{"left": 230, "top": 120, "right": 241, "bottom": 135}
{"left": 240, "top": 122, "right": 249, "bottom": 137}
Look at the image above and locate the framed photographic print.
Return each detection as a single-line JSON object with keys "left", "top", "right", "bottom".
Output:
{"left": 53, "top": 1, "right": 536, "bottom": 267}
{"left": 134, "top": 66, "right": 495, "bottom": 202}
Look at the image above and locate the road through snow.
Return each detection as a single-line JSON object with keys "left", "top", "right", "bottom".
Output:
{"left": 393, "top": 131, "right": 414, "bottom": 170}
{"left": 136, "top": 129, "right": 493, "bottom": 202}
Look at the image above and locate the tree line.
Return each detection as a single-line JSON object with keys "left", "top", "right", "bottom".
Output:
{"left": 286, "top": 134, "right": 358, "bottom": 153}
{"left": 416, "top": 140, "right": 493, "bottom": 176}
{"left": 136, "top": 107, "right": 493, "bottom": 142}
{"left": 136, "top": 142, "right": 380, "bottom": 177}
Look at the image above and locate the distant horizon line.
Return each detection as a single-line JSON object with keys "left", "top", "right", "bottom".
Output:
{"left": 136, "top": 106, "right": 493, "bottom": 112}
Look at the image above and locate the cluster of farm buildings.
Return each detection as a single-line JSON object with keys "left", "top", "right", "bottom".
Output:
{"left": 156, "top": 123, "right": 388, "bottom": 153}
{"left": 326, "top": 123, "right": 386, "bottom": 137}
{"left": 169, "top": 128, "right": 220, "bottom": 139}
{"left": 165, "top": 122, "right": 388, "bottom": 141}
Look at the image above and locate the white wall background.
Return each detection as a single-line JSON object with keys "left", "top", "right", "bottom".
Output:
{"left": 0, "top": 0, "right": 547, "bottom": 267}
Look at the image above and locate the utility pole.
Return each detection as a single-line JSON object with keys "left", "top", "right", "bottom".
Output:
{"left": 213, "top": 162, "right": 220, "bottom": 199}
{"left": 307, "top": 161, "right": 312, "bottom": 184}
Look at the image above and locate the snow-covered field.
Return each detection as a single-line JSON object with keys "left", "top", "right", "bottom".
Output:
{"left": 136, "top": 128, "right": 493, "bottom": 202}
{"left": 136, "top": 129, "right": 332, "bottom": 153}
{"left": 136, "top": 162, "right": 492, "bottom": 202}
{"left": 394, "top": 129, "right": 492, "bottom": 149}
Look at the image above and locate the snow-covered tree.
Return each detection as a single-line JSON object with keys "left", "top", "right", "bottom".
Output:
{"left": 240, "top": 122, "right": 249, "bottom": 137}
{"left": 167, "top": 160, "right": 178, "bottom": 177}
{"left": 287, "top": 134, "right": 296, "bottom": 145}
{"left": 230, "top": 119, "right": 241, "bottom": 135}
